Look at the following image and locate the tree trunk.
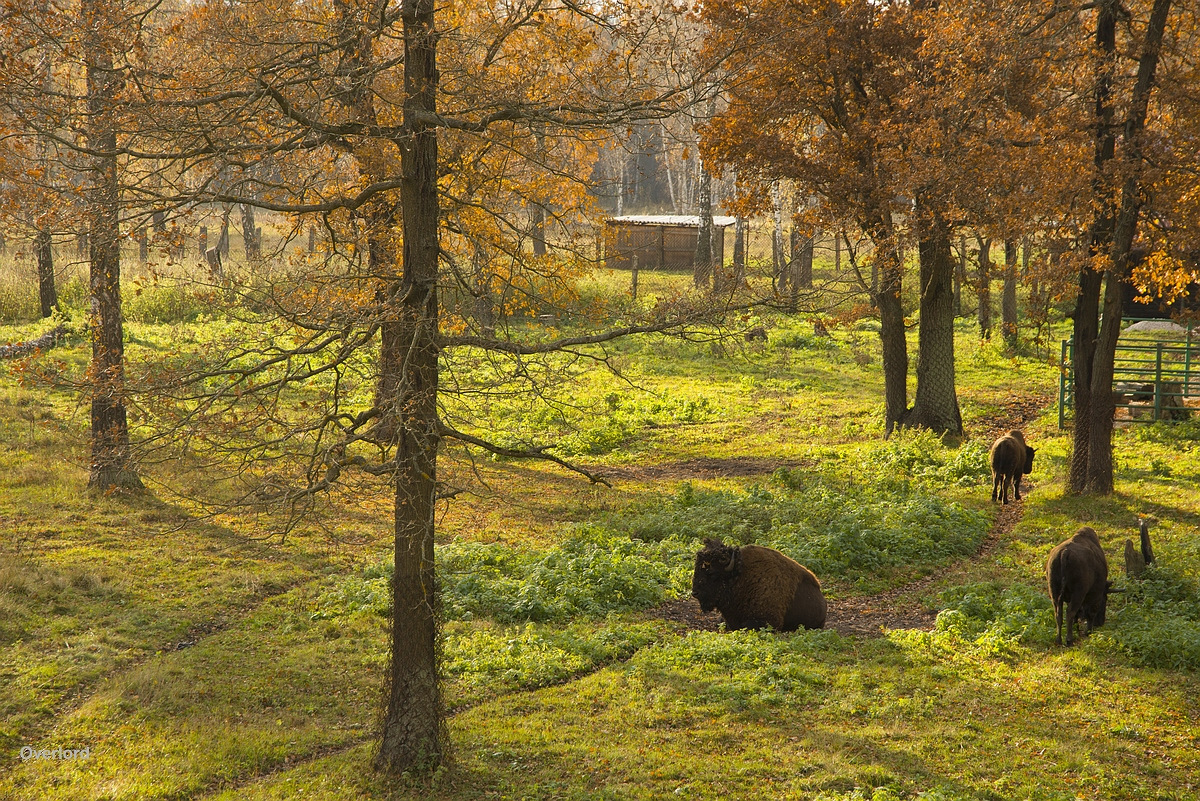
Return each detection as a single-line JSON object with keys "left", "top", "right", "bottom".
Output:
{"left": 693, "top": 160, "right": 713, "bottom": 291}
{"left": 219, "top": 204, "right": 232, "bottom": 257}
{"left": 473, "top": 241, "right": 496, "bottom": 338}
{"left": 787, "top": 218, "right": 800, "bottom": 311}
{"left": 1081, "top": 0, "right": 1174, "bottom": 495}
{"left": 976, "top": 236, "right": 992, "bottom": 339}
{"left": 904, "top": 198, "right": 962, "bottom": 435}
{"left": 954, "top": 236, "right": 966, "bottom": 317}
{"left": 242, "top": 203, "right": 259, "bottom": 260}
{"left": 797, "top": 232, "right": 813, "bottom": 290}
{"left": 530, "top": 203, "right": 546, "bottom": 257}
{"left": 375, "top": 0, "right": 445, "bottom": 774}
{"left": 730, "top": 216, "right": 747, "bottom": 288}
{"left": 1002, "top": 239, "right": 1018, "bottom": 350}
{"left": 36, "top": 229, "right": 57, "bottom": 318}
{"left": 772, "top": 184, "right": 785, "bottom": 293}
{"left": 864, "top": 211, "right": 909, "bottom": 437}
{"left": 83, "top": 0, "right": 141, "bottom": 492}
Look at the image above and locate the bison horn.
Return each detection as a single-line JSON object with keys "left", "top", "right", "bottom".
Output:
{"left": 725, "top": 546, "right": 740, "bottom": 573}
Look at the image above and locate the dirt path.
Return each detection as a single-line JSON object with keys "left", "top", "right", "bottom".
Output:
{"left": 639, "top": 393, "right": 1048, "bottom": 638}
{"left": 646, "top": 497, "right": 1026, "bottom": 638}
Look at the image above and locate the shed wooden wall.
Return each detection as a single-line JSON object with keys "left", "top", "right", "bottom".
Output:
{"left": 604, "top": 223, "right": 726, "bottom": 271}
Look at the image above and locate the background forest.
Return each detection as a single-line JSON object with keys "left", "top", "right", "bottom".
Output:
{"left": 1, "top": 0, "right": 1199, "bottom": 798}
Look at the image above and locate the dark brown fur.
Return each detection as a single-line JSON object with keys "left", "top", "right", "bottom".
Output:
{"left": 1046, "top": 526, "right": 1111, "bottom": 646}
{"left": 691, "top": 538, "right": 826, "bottom": 631}
{"left": 990, "top": 430, "right": 1035, "bottom": 504}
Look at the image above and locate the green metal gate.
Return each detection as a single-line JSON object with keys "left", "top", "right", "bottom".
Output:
{"left": 1059, "top": 324, "right": 1198, "bottom": 428}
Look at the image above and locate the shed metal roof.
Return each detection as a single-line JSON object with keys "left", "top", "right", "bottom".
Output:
{"left": 606, "top": 214, "right": 737, "bottom": 227}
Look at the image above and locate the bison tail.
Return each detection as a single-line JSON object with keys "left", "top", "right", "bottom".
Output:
{"left": 1050, "top": 547, "right": 1070, "bottom": 601}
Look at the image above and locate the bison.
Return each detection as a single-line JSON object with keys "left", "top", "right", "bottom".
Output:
{"left": 691, "top": 538, "right": 826, "bottom": 631}
{"left": 1046, "top": 526, "right": 1117, "bottom": 646}
{"left": 990, "top": 430, "right": 1035, "bottom": 504}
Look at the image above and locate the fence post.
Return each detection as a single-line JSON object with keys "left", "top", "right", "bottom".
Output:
{"left": 631, "top": 255, "right": 639, "bottom": 300}
{"left": 1154, "top": 342, "right": 1164, "bottom": 421}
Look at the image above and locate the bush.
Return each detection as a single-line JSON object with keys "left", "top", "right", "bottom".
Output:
{"left": 443, "top": 621, "right": 662, "bottom": 697}
{"left": 440, "top": 529, "right": 694, "bottom": 622}
{"left": 934, "top": 582, "right": 1057, "bottom": 649}
{"left": 611, "top": 480, "right": 989, "bottom": 586}
{"left": 1104, "top": 565, "right": 1200, "bottom": 670}
{"left": 859, "top": 429, "right": 991, "bottom": 489}
{"left": 350, "top": 530, "right": 695, "bottom": 625}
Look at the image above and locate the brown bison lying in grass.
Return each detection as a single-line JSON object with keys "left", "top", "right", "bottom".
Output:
{"left": 691, "top": 538, "right": 826, "bottom": 631}
{"left": 990, "top": 430, "right": 1035, "bottom": 504}
{"left": 1046, "top": 526, "right": 1120, "bottom": 646}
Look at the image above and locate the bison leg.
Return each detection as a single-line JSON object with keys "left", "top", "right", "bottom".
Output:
{"left": 1013, "top": 474, "right": 1022, "bottom": 501}
{"left": 1053, "top": 599, "right": 1064, "bottom": 646}
{"left": 1064, "top": 597, "right": 1086, "bottom": 646}
{"left": 991, "top": 473, "right": 1002, "bottom": 502}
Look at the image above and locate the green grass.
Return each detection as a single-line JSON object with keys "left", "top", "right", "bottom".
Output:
{"left": 2, "top": 262, "right": 1199, "bottom": 800}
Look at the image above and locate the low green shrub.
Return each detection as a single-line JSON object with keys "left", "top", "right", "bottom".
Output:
{"left": 933, "top": 582, "right": 1057, "bottom": 651}
{"left": 858, "top": 429, "right": 991, "bottom": 489}
{"left": 1104, "top": 565, "right": 1200, "bottom": 670}
{"left": 1131, "top": 420, "right": 1200, "bottom": 447}
{"left": 772, "top": 330, "right": 838, "bottom": 351}
{"left": 439, "top": 530, "right": 693, "bottom": 622}
{"left": 443, "top": 621, "right": 662, "bottom": 698}
{"left": 310, "top": 576, "right": 390, "bottom": 620}
{"left": 346, "top": 530, "right": 694, "bottom": 625}
{"left": 612, "top": 480, "right": 989, "bottom": 586}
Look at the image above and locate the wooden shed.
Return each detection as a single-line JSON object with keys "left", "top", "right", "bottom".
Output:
{"left": 604, "top": 214, "right": 736, "bottom": 271}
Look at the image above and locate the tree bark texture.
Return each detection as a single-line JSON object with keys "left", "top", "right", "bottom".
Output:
{"left": 83, "top": 0, "right": 142, "bottom": 491}
{"left": 693, "top": 162, "right": 713, "bottom": 290}
{"left": 241, "top": 203, "right": 259, "bottom": 260}
{"left": 953, "top": 237, "right": 966, "bottom": 317}
{"left": 722, "top": 216, "right": 746, "bottom": 292}
{"left": 975, "top": 237, "right": 992, "bottom": 340}
{"left": 864, "top": 211, "right": 909, "bottom": 437}
{"left": 771, "top": 185, "right": 784, "bottom": 292}
{"left": 375, "top": 0, "right": 446, "bottom": 774}
{"left": 797, "top": 232, "right": 813, "bottom": 290}
{"left": 1002, "top": 239, "right": 1018, "bottom": 350}
{"left": 1081, "top": 0, "right": 1173, "bottom": 495}
{"left": 904, "top": 199, "right": 962, "bottom": 436}
{"left": 1068, "top": 2, "right": 1117, "bottom": 493}
{"left": 36, "top": 229, "right": 57, "bottom": 318}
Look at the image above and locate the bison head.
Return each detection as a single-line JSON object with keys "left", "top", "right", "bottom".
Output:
{"left": 691, "top": 537, "right": 740, "bottom": 612}
{"left": 1023, "top": 446, "right": 1036, "bottom": 475}
{"left": 1086, "top": 580, "right": 1118, "bottom": 628}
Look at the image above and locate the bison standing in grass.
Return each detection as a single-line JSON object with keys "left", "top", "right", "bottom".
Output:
{"left": 990, "top": 430, "right": 1035, "bottom": 504}
{"left": 691, "top": 538, "right": 826, "bottom": 631}
{"left": 1046, "top": 526, "right": 1118, "bottom": 646}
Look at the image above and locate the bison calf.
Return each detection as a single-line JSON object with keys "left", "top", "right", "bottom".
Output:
{"left": 990, "top": 430, "right": 1035, "bottom": 504}
{"left": 1046, "top": 526, "right": 1114, "bottom": 646}
{"left": 691, "top": 538, "right": 826, "bottom": 631}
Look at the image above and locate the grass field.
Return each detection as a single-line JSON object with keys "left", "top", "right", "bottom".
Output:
{"left": 1, "top": 250, "right": 1198, "bottom": 800}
